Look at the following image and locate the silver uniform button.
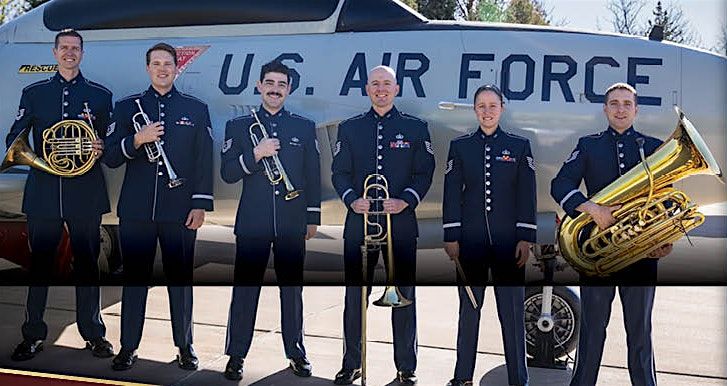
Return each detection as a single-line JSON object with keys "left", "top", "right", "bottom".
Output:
{"left": 485, "top": 146, "right": 490, "bottom": 151}
{"left": 160, "top": 112, "right": 165, "bottom": 117}
{"left": 485, "top": 163, "right": 490, "bottom": 168}
{"left": 486, "top": 198, "right": 491, "bottom": 203}
{"left": 378, "top": 145, "right": 382, "bottom": 150}
{"left": 273, "top": 132, "right": 277, "bottom": 136}
{"left": 275, "top": 190, "right": 280, "bottom": 195}
{"left": 158, "top": 161, "right": 163, "bottom": 166}
{"left": 161, "top": 121, "right": 165, "bottom": 125}
{"left": 485, "top": 155, "right": 490, "bottom": 160}
{"left": 620, "top": 163, "right": 625, "bottom": 168}
{"left": 377, "top": 155, "right": 382, "bottom": 160}
{"left": 486, "top": 206, "right": 491, "bottom": 211}
{"left": 619, "top": 153, "right": 624, "bottom": 158}
{"left": 618, "top": 143, "right": 623, "bottom": 148}
{"left": 378, "top": 135, "right": 383, "bottom": 140}
{"left": 486, "top": 190, "right": 491, "bottom": 194}
{"left": 63, "top": 113, "right": 68, "bottom": 117}
{"left": 160, "top": 140, "right": 164, "bottom": 145}
{"left": 486, "top": 172, "right": 490, "bottom": 177}
{"left": 63, "top": 90, "right": 69, "bottom": 96}
{"left": 63, "top": 101, "right": 68, "bottom": 106}
{"left": 486, "top": 181, "right": 491, "bottom": 185}
{"left": 160, "top": 104, "right": 165, "bottom": 108}
{"left": 377, "top": 165, "right": 382, "bottom": 170}
{"left": 158, "top": 172, "right": 163, "bottom": 176}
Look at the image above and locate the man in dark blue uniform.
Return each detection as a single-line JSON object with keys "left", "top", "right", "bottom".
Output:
{"left": 443, "top": 85, "right": 535, "bottom": 386}
{"left": 551, "top": 83, "right": 671, "bottom": 386}
{"left": 104, "top": 43, "right": 213, "bottom": 372}
{"left": 332, "top": 65, "right": 434, "bottom": 385}
{"left": 220, "top": 61, "right": 320, "bottom": 381}
{"left": 5, "top": 29, "right": 113, "bottom": 361}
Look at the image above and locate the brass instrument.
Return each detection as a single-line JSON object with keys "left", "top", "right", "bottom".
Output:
{"left": 360, "top": 173, "right": 413, "bottom": 385}
{"left": 557, "top": 106, "right": 723, "bottom": 276}
{"left": 248, "top": 108, "right": 300, "bottom": 200}
{"left": 132, "top": 99, "right": 185, "bottom": 188}
{"left": 1, "top": 117, "right": 97, "bottom": 177}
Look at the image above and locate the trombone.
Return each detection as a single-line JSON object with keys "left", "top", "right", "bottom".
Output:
{"left": 249, "top": 108, "right": 300, "bottom": 200}
{"left": 360, "top": 173, "right": 412, "bottom": 385}
{"left": 132, "top": 99, "right": 185, "bottom": 189}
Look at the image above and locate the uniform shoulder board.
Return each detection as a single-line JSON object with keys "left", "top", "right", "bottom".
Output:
{"left": 229, "top": 114, "right": 252, "bottom": 123}
{"left": 400, "top": 112, "right": 427, "bottom": 124}
{"left": 85, "top": 79, "right": 112, "bottom": 95}
{"left": 338, "top": 113, "right": 367, "bottom": 128}
{"left": 179, "top": 92, "right": 208, "bottom": 106}
{"left": 584, "top": 131, "right": 605, "bottom": 139}
{"left": 117, "top": 93, "right": 144, "bottom": 104}
{"left": 22, "top": 78, "right": 53, "bottom": 93}
{"left": 451, "top": 131, "right": 477, "bottom": 142}
{"left": 290, "top": 113, "right": 316, "bottom": 126}
{"left": 502, "top": 129, "right": 529, "bottom": 142}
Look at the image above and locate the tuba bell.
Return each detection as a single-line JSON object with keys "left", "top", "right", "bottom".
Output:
{"left": 557, "top": 106, "right": 723, "bottom": 276}
{"left": 1, "top": 118, "right": 97, "bottom": 177}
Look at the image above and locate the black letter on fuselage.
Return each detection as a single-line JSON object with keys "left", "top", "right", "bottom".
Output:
{"left": 501, "top": 54, "right": 535, "bottom": 101}
{"left": 219, "top": 54, "right": 254, "bottom": 95}
{"left": 542, "top": 55, "right": 577, "bottom": 102}
{"left": 628, "top": 57, "right": 662, "bottom": 106}
{"left": 340, "top": 53, "right": 367, "bottom": 96}
{"left": 271, "top": 53, "right": 303, "bottom": 94}
{"left": 396, "top": 53, "right": 429, "bottom": 97}
{"left": 459, "top": 54, "right": 495, "bottom": 99}
{"left": 585, "top": 57, "right": 619, "bottom": 103}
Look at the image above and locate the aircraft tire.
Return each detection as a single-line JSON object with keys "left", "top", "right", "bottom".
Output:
{"left": 524, "top": 286, "right": 580, "bottom": 359}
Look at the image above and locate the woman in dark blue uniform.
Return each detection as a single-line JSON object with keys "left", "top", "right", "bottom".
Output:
{"left": 442, "top": 85, "right": 536, "bottom": 386}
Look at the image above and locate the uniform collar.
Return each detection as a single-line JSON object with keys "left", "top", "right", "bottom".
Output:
{"left": 478, "top": 126, "right": 501, "bottom": 141}
{"left": 608, "top": 126, "right": 635, "bottom": 138}
{"left": 259, "top": 105, "right": 288, "bottom": 119}
{"left": 368, "top": 106, "right": 400, "bottom": 121}
{"left": 54, "top": 71, "right": 84, "bottom": 86}
{"left": 147, "top": 85, "right": 178, "bottom": 99}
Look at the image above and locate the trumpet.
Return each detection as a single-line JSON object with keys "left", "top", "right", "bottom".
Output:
{"left": 360, "top": 173, "right": 412, "bottom": 386}
{"left": 249, "top": 108, "right": 300, "bottom": 200}
{"left": 132, "top": 99, "right": 184, "bottom": 189}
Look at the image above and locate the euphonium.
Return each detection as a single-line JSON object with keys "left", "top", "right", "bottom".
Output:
{"left": 1, "top": 115, "right": 97, "bottom": 177}
{"left": 557, "top": 106, "right": 723, "bottom": 276}
{"left": 248, "top": 108, "right": 300, "bottom": 200}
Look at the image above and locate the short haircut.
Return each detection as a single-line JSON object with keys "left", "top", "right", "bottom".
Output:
{"left": 55, "top": 29, "right": 83, "bottom": 49}
{"left": 259, "top": 61, "right": 291, "bottom": 83}
{"left": 146, "top": 43, "right": 177, "bottom": 66}
{"left": 473, "top": 84, "right": 504, "bottom": 105}
{"left": 604, "top": 82, "right": 638, "bottom": 105}
{"left": 368, "top": 65, "right": 397, "bottom": 81}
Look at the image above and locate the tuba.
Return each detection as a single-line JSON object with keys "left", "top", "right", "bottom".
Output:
{"left": 248, "top": 108, "right": 300, "bottom": 200}
{"left": 359, "top": 173, "right": 412, "bottom": 386}
{"left": 1, "top": 106, "right": 97, "bottom": 177}
{"left": 557, "top": 106, "right": 723, "bottom": 276}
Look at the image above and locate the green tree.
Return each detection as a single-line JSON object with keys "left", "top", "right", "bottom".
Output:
{"left": 646, "top": 1, "right": 699, "bottom": 46}
{"left": 475, "top": 0, "right": 507, "bottom": 23}
{"left": 417, "top": 0, "right": 457, "bottom": 20}
{"left": 504, "top": 0, "right": 550, "bottom": 25}
{"left": 402, "top": 0, "right": 418, "bottom": 12}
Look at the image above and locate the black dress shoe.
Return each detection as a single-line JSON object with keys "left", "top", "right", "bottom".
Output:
{"left": 224, "top": 355, "right": 244, "bottom": 381}
{"left": 289, "top": 356, "right": 312, "bottom": 377}
{"left": 333, "top": 368, "right": 361, "bottom": 385}
{"left": 177, "top": 345, "right": 199, "bottom": 370}
{"left": 397, "top": 370, "right": 418, "bottom": 385}
{"left": 86, "top": 337, "right": 114, "bottom": 358}
{"left": 11, "top": 340, "right": 43, "bottom": 361}
{"left": 112, "top": 348, "right": 137, "bottom": 371}
{"left": 446, "top": 379, "right": 473, "bottom": 386}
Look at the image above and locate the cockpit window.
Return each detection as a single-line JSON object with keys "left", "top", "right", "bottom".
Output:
{"left": 43, "top": 0, "right": 339, "bottom": 31}
{"left": 336, "top": 0, "right": 427, "bottom": 32}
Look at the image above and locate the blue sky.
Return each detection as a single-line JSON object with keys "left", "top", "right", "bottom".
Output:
{"left": 541, "top": 0, "right": 725, "bottom": 51}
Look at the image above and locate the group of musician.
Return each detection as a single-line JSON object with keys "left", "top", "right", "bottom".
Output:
{"left": 3, "top": 30, "right": 672, "bottom": 386}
